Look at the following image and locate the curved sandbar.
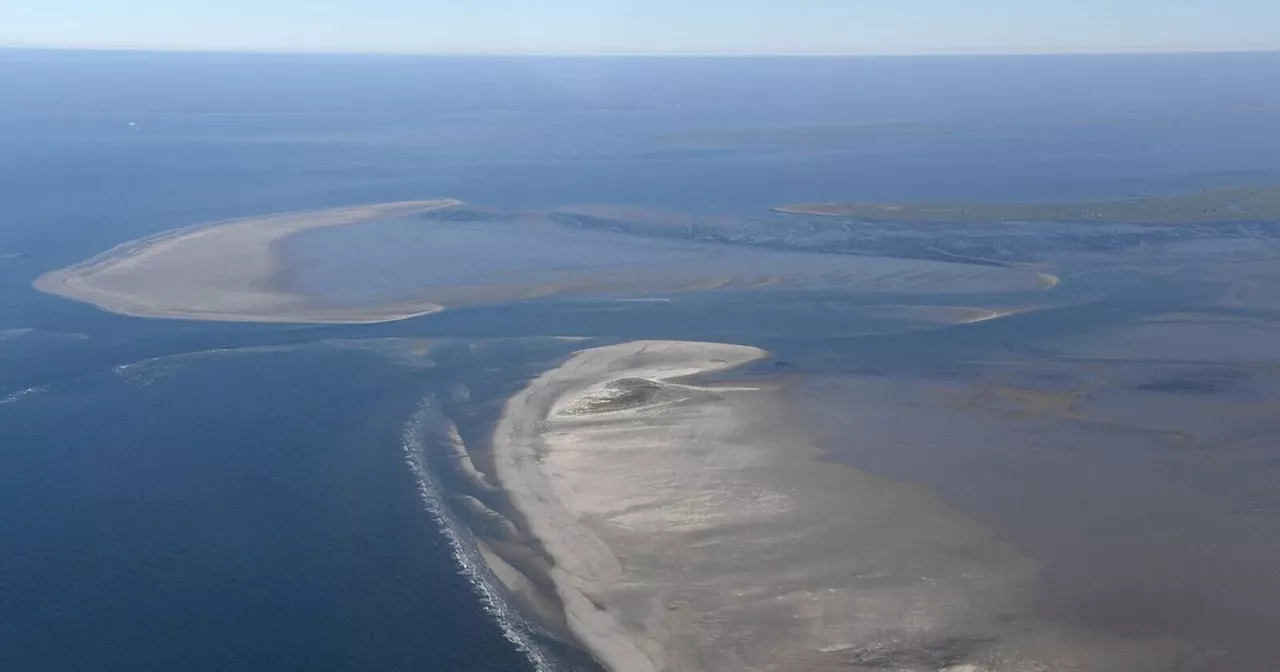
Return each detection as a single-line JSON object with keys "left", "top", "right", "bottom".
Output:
{"left": 34, "top": 199, "right": 461, "bottom": 323}
{"left": 490, "top": 340, "right": 1174, "bottom": 672}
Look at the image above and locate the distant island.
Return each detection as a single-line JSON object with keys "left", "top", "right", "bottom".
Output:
{"left": 775, "top": 186, "right": 1280, "bottom": 224}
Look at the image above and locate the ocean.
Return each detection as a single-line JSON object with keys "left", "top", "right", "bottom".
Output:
{"left": 3, "top": 49, "right": 1280, "bottom": 671}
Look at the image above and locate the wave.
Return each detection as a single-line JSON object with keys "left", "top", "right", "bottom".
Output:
{"left": 0, "top": 327, "right": 89, "bottom": 346}
{"left": 111, "top": 339, "right": 435, "bottom": 387}
{"left": 400, "top": 396, "right": 561, "bottom": 672}
{"left": 112, "top": 344, "right": 301, "bottom": 386}
{"left": 0, "top": 328, "right": 36, "bottom": 342}
{"left": 0, "top": 384, "right": 49, "bottom": 405}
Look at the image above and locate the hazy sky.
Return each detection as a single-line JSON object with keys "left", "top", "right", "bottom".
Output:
{"left": 4, "top": 0, "right": 1279, "bottom": 55}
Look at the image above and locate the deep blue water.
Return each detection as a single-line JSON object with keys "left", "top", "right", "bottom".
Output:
{"left": 1, "top": 346, "right": 526, "bottom": 671}
{"left": 3, "top": 49, "right": 1280, "bottom": 671}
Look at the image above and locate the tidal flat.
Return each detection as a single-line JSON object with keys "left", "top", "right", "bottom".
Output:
{"left": 26, "top": 190, "right": 1280, "bottom": 671}
{"left": 776, "top": 186, "right": 1280, "bottom": 224}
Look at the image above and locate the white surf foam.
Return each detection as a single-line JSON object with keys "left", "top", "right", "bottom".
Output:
{"left": 401, "top": 396, "right": 562, "bottom": 672}
{"left": 112, "top": 344, "right": 300, "bottom": 386}
{"left": 0, "top": 328, "right": 36, "bottom": 342}
{"left": 0, "top": 327, "right": 89, "bottom": 345}
{"left": 0, "top": 384, "right": 50, "bottom": 405}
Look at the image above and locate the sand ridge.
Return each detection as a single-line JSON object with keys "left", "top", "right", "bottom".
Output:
{"left": 34, "top": 199, "right": 461, "bottom": 323}
{"left": 492, "top": 341, "right": 769, "bottom": 672}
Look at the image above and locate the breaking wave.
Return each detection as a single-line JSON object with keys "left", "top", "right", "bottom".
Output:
{"left": 112, "top": 344, "right": 300, "bottom": 386}
{"left": 0, "top": 384, "right": 49, "bottom": 405}
{"left": 0, "top": 327, "right": 89, "bottom": 346}
{"left": 400, "top": 396, "right": 561, "bottom": 672}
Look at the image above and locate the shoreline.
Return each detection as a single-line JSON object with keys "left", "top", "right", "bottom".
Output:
{"left": 33, "top": 199, "right": 461, "bottom": 324}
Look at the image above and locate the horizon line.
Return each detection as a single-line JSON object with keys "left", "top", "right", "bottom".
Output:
{"left": 4, "top": 44, "right": 1279, "bottom": 59}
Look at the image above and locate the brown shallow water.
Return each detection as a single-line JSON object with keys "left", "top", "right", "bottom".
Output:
{"left": 788, "top": 316, "right": 1280, "bottom": 670}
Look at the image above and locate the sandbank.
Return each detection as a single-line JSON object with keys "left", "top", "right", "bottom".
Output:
{"left": 488, "top": 340, "right": 1156, "bottom": 672}
{"left": 34, "top": 199, "right": 460, "bottom": 323}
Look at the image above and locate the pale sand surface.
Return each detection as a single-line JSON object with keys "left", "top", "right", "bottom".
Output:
{"left": 491, "top": 341, "right": 1183, "bottom": 672}
{"left": 34, "top": 200, "right": 460, "bottom": 323}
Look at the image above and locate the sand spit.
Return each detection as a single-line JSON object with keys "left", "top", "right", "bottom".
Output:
{"left": 489, "top": 340, "right": 1182, "bottom": 672}
{"left": 957, "top": 306, "right": 1040, "bottom": 324}
{"left": 882, "top": 305, "right": 1040, "bottom": 326}
{"left": 34, "top": 199, "right": 461, "bottom": 323}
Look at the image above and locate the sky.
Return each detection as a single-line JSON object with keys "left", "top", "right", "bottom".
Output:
{"left": 3, "top": 0, "right": 1279, "bottom": 55}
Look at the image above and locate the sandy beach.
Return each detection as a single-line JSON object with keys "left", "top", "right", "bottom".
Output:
{"left": 487, "top": 340, "right": 1185, "bottom": 672}
{"left": 34, "top": 199, "right": 460, "bottom": 323}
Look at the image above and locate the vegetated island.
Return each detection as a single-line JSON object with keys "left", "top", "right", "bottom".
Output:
{"left": 34, "top": 199, "right": 461, "bottom": 324}
{"left": 774, "top": 186, "right": 1280, "bottom": 224}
